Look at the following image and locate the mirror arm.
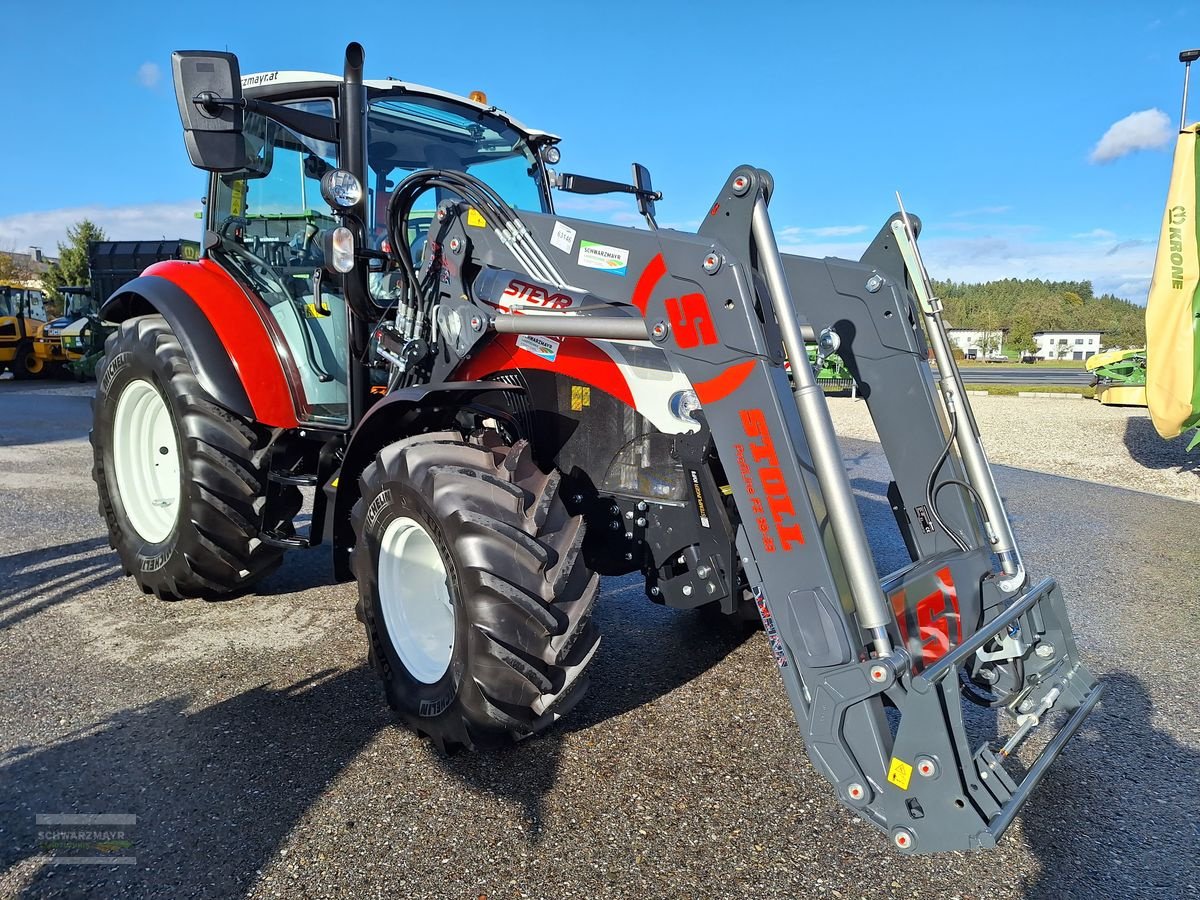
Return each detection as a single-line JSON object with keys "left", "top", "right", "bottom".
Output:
{"left": 192, "top": 93, "right": 339, "bottom": 143}
{"left": 554, "top": 172, "right": 662, "bottom": 203}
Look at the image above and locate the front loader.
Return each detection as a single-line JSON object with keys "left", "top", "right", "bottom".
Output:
{"left": 89, "top": 43, "right": 1101, "bottom": 855}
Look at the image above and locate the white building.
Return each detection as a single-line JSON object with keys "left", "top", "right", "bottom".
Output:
{"left": 1033, "top": 331, "right": 1102, "bottom": 362}
{"left": 946, "top": 328, "right": 1006, "bottom": 359}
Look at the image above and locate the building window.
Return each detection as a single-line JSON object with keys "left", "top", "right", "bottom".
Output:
{"left": 1075, "top": 338, "right": 1084, "bottom": 345}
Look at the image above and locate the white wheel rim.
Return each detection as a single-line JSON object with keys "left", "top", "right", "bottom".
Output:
{"left": 377, "top": 516, "right": 456, "bottom": 684}
{"left": 112, "top": 378, "right": 181, "bottom": 545}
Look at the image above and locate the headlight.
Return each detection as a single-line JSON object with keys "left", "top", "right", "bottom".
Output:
{"left": 669, "top": 389, "right": 702, "bottom": 424}
{"left": 330, "top": 226, "right": 355, "bottom": 274}
{"left": 320, "top": 169, "right": 363, "bottom": 211}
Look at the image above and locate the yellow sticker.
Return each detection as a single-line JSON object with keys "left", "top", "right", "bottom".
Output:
{"left": 230, "top": 179, "right": 247, "bottom": 217}
{"left": 330, "top": 477, "right": 339, "bottom": 488}
{"left": 570, "top": 385, "right": 591, "bottom": 411}
{"left": 466, "top": 208, "right": 487, "bottom": 228}
{"left": 887, "top": 757, "right": 913, "bottom": 791}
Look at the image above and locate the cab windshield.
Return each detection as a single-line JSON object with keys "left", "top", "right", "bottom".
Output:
{"left": 366, "top": 95, "right": 547, "bottom": 250}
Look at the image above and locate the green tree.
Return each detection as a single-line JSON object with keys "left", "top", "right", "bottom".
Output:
{"left": 1007, "top": 314, "right": 1037, "bottom": 357}
{"left": 41, "top": 219, "right": 107, "bottom": 316}
{"left": 0, "top": 249, "right": 36, "bottom": 288}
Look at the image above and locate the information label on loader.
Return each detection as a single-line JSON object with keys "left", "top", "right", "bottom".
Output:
{"left": 578, "top": 240, "right": 629, "bottom": 275}
{"left": 515, "top": 333, "right": 561, "bottom": 362}
{"left": 887, "top": 757, "right": 913, "bottom": 791}
{"left": 551, "top": 221, "right": 577, "bottom": 254}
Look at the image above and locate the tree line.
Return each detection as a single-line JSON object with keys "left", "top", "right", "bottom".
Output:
{"left": 931, "top": 277, "right": 1147, "bottom": 354}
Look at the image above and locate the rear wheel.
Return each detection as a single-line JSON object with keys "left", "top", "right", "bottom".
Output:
{"left": 352, "top": 431, "right": 600, "bottom": 752}
{"left": 92, "top": 315, "right": 299, "bottom": 600}
{"left": 12, "top": 340, "right": 42, "bottom": 379}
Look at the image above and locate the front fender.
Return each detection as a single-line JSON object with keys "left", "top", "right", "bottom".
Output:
{"left": 102, "top": 260, "right": 298, "bottom": 427}
{"left": 328, "top": 380, "right": 524, "bottom": 580}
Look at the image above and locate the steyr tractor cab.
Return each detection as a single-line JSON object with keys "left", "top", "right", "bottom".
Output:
{"left": 90, "top": 43, "right": 1101, "bottom": 854}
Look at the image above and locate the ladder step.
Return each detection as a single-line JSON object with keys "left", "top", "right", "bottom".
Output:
{"left": 260, "top": 530, "right": 311, "bottom": 550}
{"left": 269, "top": 471, "right": 319, "bottom": 486}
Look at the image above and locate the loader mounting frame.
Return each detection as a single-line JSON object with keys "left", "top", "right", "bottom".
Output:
{"left": 417, "top": 165, "right": 1101, "bottom": 853}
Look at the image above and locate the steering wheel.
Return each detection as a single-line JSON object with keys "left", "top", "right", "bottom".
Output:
{"left": 215, "top": 216, "right": 296, "bottom": 301}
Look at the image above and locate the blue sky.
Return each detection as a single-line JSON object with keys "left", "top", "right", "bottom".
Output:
{"left": 1, "top": 1, "right": 1196, "bottom": 301}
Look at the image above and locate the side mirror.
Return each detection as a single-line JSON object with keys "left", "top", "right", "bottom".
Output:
{"left": 632, "top": 163, "right": 657, "bottom": 228}
{"left": 172, "top": 50, "right": 246, "bottom": 172}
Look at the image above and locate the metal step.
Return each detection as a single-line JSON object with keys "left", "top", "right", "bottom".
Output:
{"left": 269, "top": 471, "right": 319, "bottom": 486}
{"left": 260, "top": 530, "right": 310, "bottom": 550}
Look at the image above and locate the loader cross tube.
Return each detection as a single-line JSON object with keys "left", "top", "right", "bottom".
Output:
{"left": 912, "top": 576, "right": 1056, "bottom": 692}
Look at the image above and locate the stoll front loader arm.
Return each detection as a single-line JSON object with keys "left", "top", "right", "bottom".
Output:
{"left": 419, "top": 166, "right": 1101, "bottom": 854}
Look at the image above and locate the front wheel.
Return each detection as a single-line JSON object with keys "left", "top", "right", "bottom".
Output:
{"left": 91, "top": 315, "right": 298, "bottom": 600}
{"left": 351, "top": 431, "right": 600, "bottom": 752}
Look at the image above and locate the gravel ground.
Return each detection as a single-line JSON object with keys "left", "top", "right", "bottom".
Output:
{"left": 827, "top": 394, "right": 1200, "bottom": 504}
{"left": 1, "top": 382, "right": 1198, "bottom": 899}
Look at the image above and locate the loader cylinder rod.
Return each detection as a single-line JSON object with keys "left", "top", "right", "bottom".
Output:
{"left": 751, "top": 194, "right": 894, "bottom": 657}
{"left": 890, "top": 214, "right": 1024, "bottom": 589}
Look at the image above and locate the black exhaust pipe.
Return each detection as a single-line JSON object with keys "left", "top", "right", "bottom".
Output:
{"left": 340, "top": 42, "right": 372, "bottom": 423}
{"left": 342, "top": 42, "right": 367, "bottom": 226}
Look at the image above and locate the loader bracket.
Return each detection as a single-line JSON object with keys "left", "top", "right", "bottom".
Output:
{"left": 881, "top": 578, "right": 1101, "bottom": 853}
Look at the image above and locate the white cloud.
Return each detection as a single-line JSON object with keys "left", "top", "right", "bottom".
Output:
{"left": 950, "top": 205, "right": 1011, "bottom": 217}
{"left": 778, "top": 225, "right": 868, "bottom": 239}
{"left": 552, "top": 195, "right": 631, "bottom": 215}
{"left": 1072, "top": 228, "right": 1117, "bottom": 240}
{"left": 0, "top": 201, "right": 201, "bottom": 254}
{"left": 1089, "top": 108, "right": 1173, "bottom": 163}
{"left": 137, "top": 62, "right": 161, "bottom": 89}
{"left": 776, "top": 229, "right": 1157, "bottom": 302}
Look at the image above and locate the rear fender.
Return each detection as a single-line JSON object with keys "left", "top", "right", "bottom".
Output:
{"left": 328, "top": 381, "right": 524, "bottom": 580}
{"left": 101, "top": 259, "right": 298, "bottom": 427}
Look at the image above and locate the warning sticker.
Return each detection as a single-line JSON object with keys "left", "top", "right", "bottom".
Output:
{"left": 515, "top": 334, "right": 560, "bottom": 362}
{"left": 887, "top": 757, "right": 913, "bottom": 791}
{"left": 578, "top": 240, "right": 629, "bottom": 275}
{"left": 570, "top": 385, "right": 591, "bottom": 411}
{"left": 550, "top": 220, "right": 576, "bottom": 254}
{"left": 466, "top": 208, "right": 487, "bottom": 228}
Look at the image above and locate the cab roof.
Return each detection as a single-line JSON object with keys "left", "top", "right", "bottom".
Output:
{"left": 240, "top": 70, "right": 557, "bottom": 142}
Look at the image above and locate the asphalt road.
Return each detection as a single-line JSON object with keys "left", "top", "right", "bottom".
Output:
{"left": 1, "top": 381, "right": 1197, "bottom": 899}
{"left": 949, "top": 366, "right": 1092, "bottom": 386}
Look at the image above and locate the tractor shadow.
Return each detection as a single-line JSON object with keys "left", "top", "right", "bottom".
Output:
{"left": 432, "top": 576, "right": 758, "bottom": 839}
{"left": 1022, "top": 670, "right": 1200, "bottom": 898}
{"left": 1123, "top": 415, "right": 1199, "bottom": 477}
{"left": 0, "top": 668, "right": 388, "bottom": 898}
{"left": 0, "top": 536, "right": 121, "bottom": 629}
{"left": 434, "top": 484, "right": 914, "bottom": 841}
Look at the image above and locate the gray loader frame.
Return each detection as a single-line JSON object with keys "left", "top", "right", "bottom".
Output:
{"left": 420, "top": 165, "right": 1102, "bottom": 854}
